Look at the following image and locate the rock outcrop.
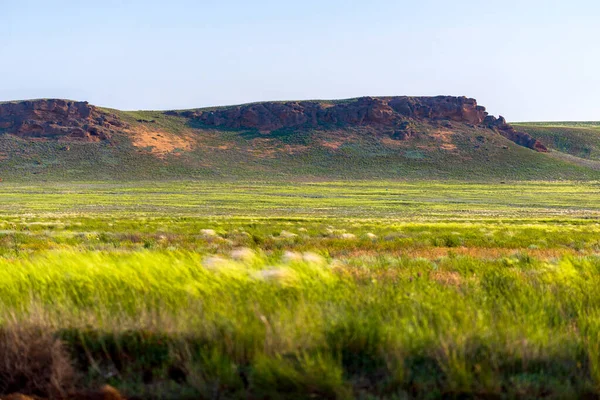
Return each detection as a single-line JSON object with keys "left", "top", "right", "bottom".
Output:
{"left": 171, "top": 96, "right": 546, "bottom": 152}
{"left": 484, "top": 115, "right": 547, "bottom": 152}
{"left": 0, "top": 96, "right": 547, "bottom": 152}
{"left": 0, "top": 99, "right": 125, "bottom": 142}
{"left": 174, "top": 96, "right": 488, "bottom": 130}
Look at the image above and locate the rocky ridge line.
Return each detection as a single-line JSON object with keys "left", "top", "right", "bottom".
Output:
{"left": 0, "top": 99, "right": 125, "bottom": 142}
{"left": 171, "top": 96, "right": 547, "bottom": 152}
{"left": 0, "top": 96, "right": 547, "bottom": 152}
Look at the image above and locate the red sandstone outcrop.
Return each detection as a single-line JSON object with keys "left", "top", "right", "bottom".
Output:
{"left": 0, "top": 99, "right": 125, "bottom": 142}
{"left": 0, "top": 96, "right": 547, "bottom": 152}
{"left": 173, "top": 96, "right": 488, "bottom": 131}
{"left": 170, "top": 96, "right": 546, "bottom": 152}
{"left": 484, "top": 115, "right": 547, "bottom": 152}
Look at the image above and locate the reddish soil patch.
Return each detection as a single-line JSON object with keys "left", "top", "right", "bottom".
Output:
{"left": 381, "top": 137, "right": 407, "bottom": 148}
{"left": 319, "top": 140, "right": 345, "bottom": 150}
{"left": 127, "top": 126, "right": 192, "bottom": 157}
{"left": 431, "top": 129, "right": 457, "bottom": 150}
{"left": 430, "top": 270, "right": 464, "bottom": 286}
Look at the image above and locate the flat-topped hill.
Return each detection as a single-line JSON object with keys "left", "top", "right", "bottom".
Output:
{"left": 0, "top": 96, "right": 597, "bottom": 180}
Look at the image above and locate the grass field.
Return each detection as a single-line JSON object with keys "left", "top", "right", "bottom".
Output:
{"left": 1, "top": 181, "right": 600, "bottom": 399}
{"left": 517, "top": 122, "right": 600, "bottom": 161}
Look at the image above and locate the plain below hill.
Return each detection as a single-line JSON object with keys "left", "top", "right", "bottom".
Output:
{"left": 0, "top": 96, "right": 598, "bottom": 181}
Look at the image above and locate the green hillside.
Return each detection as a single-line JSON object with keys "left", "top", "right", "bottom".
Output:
{"left": 1, "top": 100, "right": 599, "bottom": 181}
{"left": 515, "top": 122, "right": 600, "bottom": 172}
{"left": 516, "top": 122, "right": 600, "bottom": 160}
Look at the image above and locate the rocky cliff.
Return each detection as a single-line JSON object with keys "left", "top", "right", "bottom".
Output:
{"left": 171, "top": 96, "right": 547, "bottom": 152}
{"left": 0, "top": 99, "right": 125, "bottom": 142}
{"left": 484, "top": 115, "right": 548, "bottom": 152}
{"left": 0, "top": 96, "right": 547, "bottom": 152}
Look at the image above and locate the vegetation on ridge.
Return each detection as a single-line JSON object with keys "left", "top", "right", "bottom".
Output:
{"left": 0, "top": 98, "right": 599, "bottom": 180}
{"left": 517, "top": 122, "right": 600, "bottom": 161}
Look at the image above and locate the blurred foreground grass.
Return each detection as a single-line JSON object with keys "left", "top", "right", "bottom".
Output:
{"left": 1, "top": 181, "right": 600, "bottom": 399}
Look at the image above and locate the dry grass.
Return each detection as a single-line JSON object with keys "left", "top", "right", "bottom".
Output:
{"left": 319, "top": 139, "right": 345, "bottom": 150}
{"left": 0, "top": 324, "right": 75, "bottom": 399}
{"left": 343, "top": 247, "right": 580, "bottom": 260}
{"left": 430, "top": 270, "right": 464, "bottom": 287}
{"left": 1, "top": 394, "right": 36, "bottom": 400}
{"left": 380, "top": 137, "right": 406, "bottom": 148}
{"left": 72, "top": 385, "right": 125, "bottom": 400}
{"left": 431, "top": 129, "right": 457, "bottom": 150}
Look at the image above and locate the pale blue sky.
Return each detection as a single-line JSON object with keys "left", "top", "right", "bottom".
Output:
{"left": 1, "top": 0, "right": 598, "bottom": 121}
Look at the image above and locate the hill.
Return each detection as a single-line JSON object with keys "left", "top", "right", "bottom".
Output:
{"left": 0, "top": 96, "right": 598, "bottom": 181}
{"left": 515, "top": 121, "right": 600, "bottom": 170}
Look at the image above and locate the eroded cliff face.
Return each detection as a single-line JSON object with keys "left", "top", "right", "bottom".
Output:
{"left": 174, "top": 96, "right": 486, "bottom": 129}
{"left": 172, "top": 96, "right": 547, "bottom": 152}
{"left": 0, "top": 99, "right": 125, "bottom": 142}
{"left": 484, "top": 115, "right": 548, "bottom": 152}
{"left": 0, "top": 96, "right": 547, "bottom": 152}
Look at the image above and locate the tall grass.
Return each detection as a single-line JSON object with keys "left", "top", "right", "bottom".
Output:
{"left": 1, "top": 250, "right": 600, "bottom": 398}
{"left": 0, "top": 181, "right": 599, "bottom": 398}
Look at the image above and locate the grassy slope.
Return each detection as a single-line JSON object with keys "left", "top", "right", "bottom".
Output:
{"left": 516, "top": 122, "right": 600, "bottom": 160}
{"left": 1, "top": 181, "right": 600, "bottom": 399}
{"left": 1, "top": 107, "right": 599, "bottom": 181}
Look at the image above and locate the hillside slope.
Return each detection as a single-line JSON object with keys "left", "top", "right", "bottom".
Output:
{"left": 0, "top": 96, "right": 598, "bottom": 181}
{"left": 515, "top": 122, "right": 600, "bottom": 171}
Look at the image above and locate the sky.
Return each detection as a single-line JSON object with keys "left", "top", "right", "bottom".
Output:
{"left": 1, "top": 0, "right": 599, "bottom": 121}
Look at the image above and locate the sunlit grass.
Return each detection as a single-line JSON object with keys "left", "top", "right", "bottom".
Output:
{"left": 0, "top": 181, "right": 599, "bottom": 398}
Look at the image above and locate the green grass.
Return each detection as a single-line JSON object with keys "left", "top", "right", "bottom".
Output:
{"left": 2, "top": 108, "right": 600, "bottom": 181}
{"left": 1, "top": 181, "right": 600, "bottom": 398}
{"left": 516, "top": 122, "right": 600, "bottom": 161}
